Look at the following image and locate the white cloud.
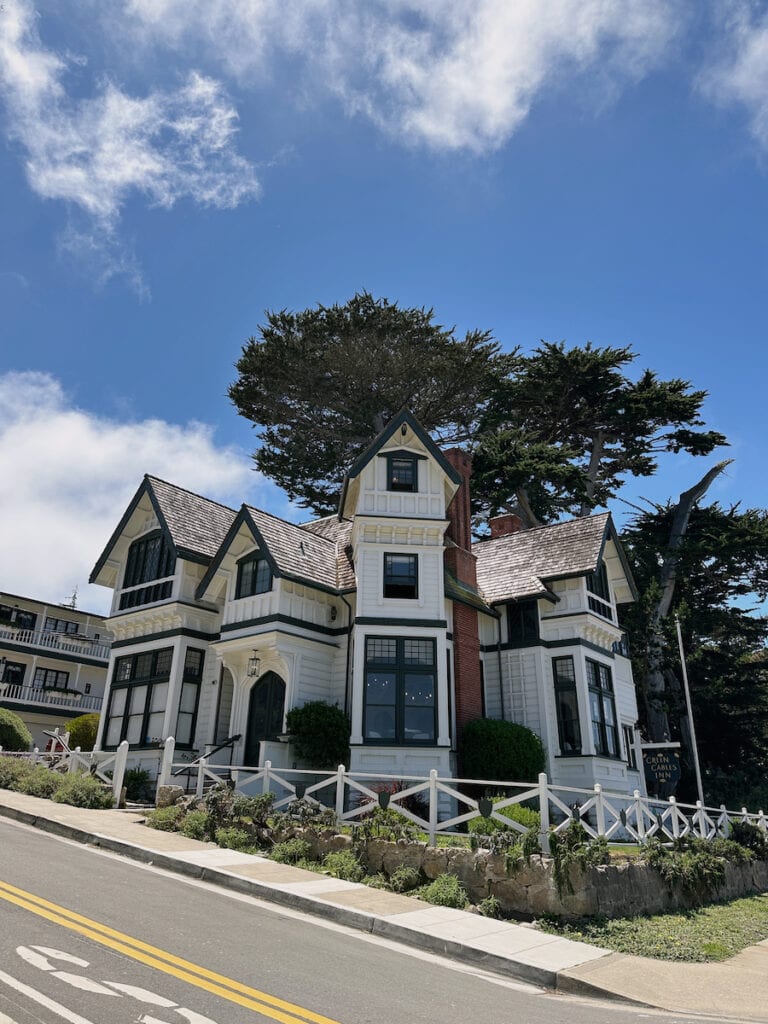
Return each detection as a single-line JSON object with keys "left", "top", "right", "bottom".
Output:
{"left": 124, "top": 0, "right": 679, "bottom": 153}
{"left": 0, "top": 1, "right": 259, "bottom": 288}
{"left": 0, "top": 372, "right": 274, "bottom": 614}
{"left": 699, "top": 4, "right": 768, "bottom": 150}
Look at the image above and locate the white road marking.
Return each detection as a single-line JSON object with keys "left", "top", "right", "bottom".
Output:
{"left": 51, "top": 971, "right": 120, "bottom": 995}
{"left": 16, "top": 947, "right": 119, "bottom": 995}
{"left": 0, "top": 968, "right": 97, "bottom": 1024}
{"left": 104, "top": 982, "right": 177, "bottom": 1007}
{"left": 34, "top": 947, "right": 90, "bottom": 967}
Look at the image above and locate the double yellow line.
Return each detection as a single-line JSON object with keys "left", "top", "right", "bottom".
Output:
{"left": 0, "top": 879, "right": 342, "bottom": 1024}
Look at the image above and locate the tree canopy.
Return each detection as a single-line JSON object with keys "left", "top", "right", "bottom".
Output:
{"left": 472, "top": 342, "right": 727, "bottom": 527}
{"left": 229, "top": 292, "right": 514, "bottom": 514}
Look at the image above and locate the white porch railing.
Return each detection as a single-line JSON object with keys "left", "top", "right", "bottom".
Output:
{"left": 155, "top": 738, "right": 767, "bottom": 850}
{"left": 0, "top": 626, "right": 110, "bottom": 661}
{"left": 0, "top": 741, "right": 128, "bottom": 807}
{"left": 0, "top": 682, "right": 103, "bottom": 712}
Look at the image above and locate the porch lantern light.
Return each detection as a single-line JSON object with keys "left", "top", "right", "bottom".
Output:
{"left": 247, "top": 653, "right": 261, "bottom": 678}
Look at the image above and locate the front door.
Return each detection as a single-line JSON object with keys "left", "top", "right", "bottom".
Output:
{"left": 244, "top": 672, "right": 286, "bottom": 766}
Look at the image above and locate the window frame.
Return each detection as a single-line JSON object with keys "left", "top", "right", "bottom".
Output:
{"left": 586, "top": 658, "right": 620, "bottom": 758}
{"left": 552, "top": 655, "right": 582, "bottom": 755}
{"left": 623, "top": 723, "right": 638, "bottom": 770}
{"left": 0, "top": 604, "right": 37, "bottom": 630}
{"left": 34, "top": 667, "right": 71, "bottom": 690}
{"left": 235, "top": 553, "right": 272, "bottom": 600}
{"left": 119, "top": 531, "right": 176, "bottom": 611}
{"left": 104, "top": 646, "right": 173, "bottom": 750}
{"left": 0, "top": 660, "right": 26, "bottom": 687}
{"left": 44, "top": 616, "right": 79, "bottom": 635}
{"left": 586, "top": 561, "right": 614, "bottom": 621}
{"left": 175, "top": 647, "right": 204, "bottom": 748}
{"left": 383, "top": 552, "right": 419, "bottom": 600}
{"left": 507, "top": 599, "right": 539, "bottom": 644}
{"left": 387, "top": 453, "right": 418, "bottom": 493}
{"left": 363, "top": 636, "right": 437, "bottom": 746}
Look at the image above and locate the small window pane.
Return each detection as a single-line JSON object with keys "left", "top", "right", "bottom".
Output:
{"left": 135, "top": 653, "right": 153, "bottom": 679}
{"left": 129, "top": 685, "right": 148, "bottom": 714}
{"left": 150, "top": 682, "right": 168, "bottom": 713}
{"left": 403, "top": 674, "right": 435, "bottom": 706}
{"left": 404, "top": 707, "right": 435, "bottom": 741}
{"left": 176, "top": 713, "right": 194, "bottom": 745}
{"left": 365, "top": 671, "right": 397, "bottom": 704}
{"left": 179, "top": 681, "right": 198, "bottom": 714}
{"left": 364, "top": 707, "right": 396, "bottom": 740}
{"left": 116, "top": 659, "right": 132, "bottom": 682}
{"left": 105, "top": 718, "right": 123, "bottom": 745}
{"left": 110, "top": 689, "right": 127, "bottom": 716}
{"left": 155, "top": 649, "right": 173, "bottom": 678}
{"left": 403, "top": 639, "right": 434, "bottom": 666}
{"left": 125, "top": 715, "right": 144, "bottom": 744}
{"left": 366, "top": 638, "right": 397, "bottom": 664}
{"left": 146, "top": 712, "right": 164, "bottom": 740}
{"left": 184, "top": 649, "right": 203, "bottom": 678}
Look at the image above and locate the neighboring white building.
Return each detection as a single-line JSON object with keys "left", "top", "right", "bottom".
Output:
{"left": 0, "top": 592, "right": 110, "bottom": 748}
{"left": 89, "top": 410, "right": 643, "bottom": 795}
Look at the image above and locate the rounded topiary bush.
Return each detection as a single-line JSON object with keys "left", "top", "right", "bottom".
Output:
{"left": 67, "top": 713, "right": 100, "bottom": 752}
{"left": 459, "top": 719, "right": 545, "bottom": 784}
{"left": 0, "top": 708, "right": 32, "bottom": 752}
{"left": 285, "top": 701, "right": 350, "bottom": 770}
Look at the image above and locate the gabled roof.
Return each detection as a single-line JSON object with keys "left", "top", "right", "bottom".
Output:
{"left": 337, "top": 408, "right": 462, "bottom": 519}
{"left": 196, "top": 505, "right": 342, "bottom": 600}
{"left": 473, "top": 512, "right": 637, "bottom": 605}
{"left": 300, "top": 516, "right": 356, "bottom": 590}
{"left": 89, "top": 476, "right": 237, "bottom": 584}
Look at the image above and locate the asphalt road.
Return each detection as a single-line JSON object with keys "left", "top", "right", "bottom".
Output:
{"left": 0, "top": 818, "right": 737, "bottom": 1024}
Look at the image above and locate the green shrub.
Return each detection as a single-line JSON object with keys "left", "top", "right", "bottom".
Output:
{"left": 52, "top": 773, "right": 113, "bottom": 809}
{"left": 468, "top": 799, "right": 540, "bottom": 836}
{"left": 389, "top": 865, "right": 422, "bottom": 893}
{"left": 0, "top": 709, "right": 32, "bottom": 752}
{"left": 271, "top": 838, "right": 314, "bottom": 864}
{"left": 123, "top": 767, "right": 152, "bottom": 802}
{"left": 67, "top": 714, "right": 100, "bottom": 752}
{"left": 352, "top": 807, "right": 422, "bottom": 846}
{"left": 477, "top": 895, "right": 504, "bottom": 919}
{"left": 549, "top": 821, "right": 610, "bottom": 898}
{"left": 19, "top": 765, "right": 65, "bottom": 799}
{"left": 285, "top": 702, "right": 350, "bottom": 770}
{"left": 459, "top": 719, "right": 545, "bottom": 783}
{"left": 641, "top": 836, "right": 751, "bottom": 902}
{"left": 145, "top": 805, "right": 185, "bottom": 831}
{"left": 323, "top": 849, "right": 365, "bottom": 882}
{"left": 215, "top": 827, "right": 256, "bottom": 852}
{"left": 729, "top": 821, "right": 768, "bottom": 857}
{"left": 0, "top": 755, "right": 34, "bottom": 790}
{"left": 180, "top": 810, "right": 210, "bottom": 841}
{"left": 420, "top": 873, "right": 468, "bottom": 909}
{"left": 204, "top": 786, "right": 274, "bottom": 847}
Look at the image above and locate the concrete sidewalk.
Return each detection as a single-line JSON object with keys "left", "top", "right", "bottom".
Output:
{"left": 1, "top": 790, "right": 766, "bottom": 1021}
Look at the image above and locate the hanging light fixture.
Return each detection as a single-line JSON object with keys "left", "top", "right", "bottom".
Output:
{"left": 247, "top": 653, "right": 261, "bottom": 678}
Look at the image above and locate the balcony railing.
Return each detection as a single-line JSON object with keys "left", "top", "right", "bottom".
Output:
{"left": 0, "top": 626, "right": 110, "bottom": 661}
{"left": 0, "top": 682, "right": 103, "bottom": 712}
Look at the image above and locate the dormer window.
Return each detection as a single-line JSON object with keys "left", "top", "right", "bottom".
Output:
{"left": 236, "top": 554, "right": 272, "bottom": 599}
{"left": 119, "top": 532, "right": 175, "bottom": 610}
{"left": 387, "top": 454, "right": 417, "bottom": 492}
{"left": 586, "top": 561, "right": 613, "bottom": 621}
{"left": 383, "top": 553, "right": 418, "bottom": 599}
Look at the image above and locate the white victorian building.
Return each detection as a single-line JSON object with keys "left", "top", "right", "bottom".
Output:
{"left": 90, "top": 410, "right": 643, "bottom": 795}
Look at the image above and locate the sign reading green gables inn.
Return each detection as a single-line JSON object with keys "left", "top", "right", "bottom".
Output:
{"left": 642, "top": 742, "right": 682, "bottom": 799}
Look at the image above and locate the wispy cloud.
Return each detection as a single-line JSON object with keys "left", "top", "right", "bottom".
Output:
{"left": 699, "top": 3, "right": 768, "bottom": 151}
{"left": 0, "top": 1, "right": 259, "bottom": 291}
{"left": 0, "top": 372, "right": 277, "bottom": 613}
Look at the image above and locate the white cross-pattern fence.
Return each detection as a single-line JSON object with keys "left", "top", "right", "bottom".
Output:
{"left": 156, "top": 736, "right": 767, "bottom": 851}
{"left": 0, "top": 735, "right": 128, "bottom": 807}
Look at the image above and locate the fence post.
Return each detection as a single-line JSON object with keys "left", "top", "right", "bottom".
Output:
{"left": 68, "top": 747, "right": 80, "bottom": 773}
{"left": 195, "top": 757, "right": 207, "bottom": 800}
{"left": 594, "top": 784, "right": 606, "bottom": 837}
{"left": 538, "top": 773, "right": 551, "bottom": 855}
{"left": 112, "top": 741, "right": 129, "bottom": 807}
{"left": 428, "top": 769, "right": 438, "bottom": 847}
{"left": 634, "top": 790, "right": 645, "bottom": 841}
{"left": 262, "top": 760, "right": 272, "bottom": 796}
{"left": 31, "top": 747, "right": 40, "bottom": 765}
{"left": 719, "top": 805, "right": 730, "bottom": 838}
{"left": 669, "top": 796, "right": 680, "bottom": 839}
{"left": 695, "top": 800, "right": 706, "bottom": 838}
{"left": 741, "top": 806, "right": 749, "bottom": 823}
{"left": 334, "top": 764, "right": 346, "bottom": 822}
{"left": 758, "top": 810, "right": 766, "bottom": 834}
{"left": 156, "top": 737, "right": 175, "bottom": 793}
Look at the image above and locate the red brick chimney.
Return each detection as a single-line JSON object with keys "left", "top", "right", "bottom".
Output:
{"left": 443, "top": 449, "right": 483, "bottom": 740}
{"left": 489, "top": 513, "right": 524, "bottom": 539}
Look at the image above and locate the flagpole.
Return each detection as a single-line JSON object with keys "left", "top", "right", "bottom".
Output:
{"left": 674, "top": 614, "right": 705, "bottom": 806}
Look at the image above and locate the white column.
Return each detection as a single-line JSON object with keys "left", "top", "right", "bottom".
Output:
{"left": 160, "top": 638, "right": 186, "bottom": 740}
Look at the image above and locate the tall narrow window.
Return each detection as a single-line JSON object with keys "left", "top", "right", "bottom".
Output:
{"left": 587, "top": 659, "right": 619, "bottom": 757}
{"left": 383, "top": 553, "right": 418, "bottom": 599}
{"left": 236, "top": 555, "right": 272, "bottom": 599}
{"left": 120, "top": 532, "right": 176, "bottom": 610}
{"left": 364, "top": 637, "right": 436, "bottom": 744}
{"left": 623, "top": 723, "right": 638, "bottom": 770}
{"left": 507, "top": 600, "right": 539, "bottom": 643}
{"left": 552, "top": 656, "right": 581, "bottom": 755}
{"left": 176, "top": 647, "right": 204, "bottom": 746}
{"left": 586, "top": 561, "right": 613, "bottom": 621}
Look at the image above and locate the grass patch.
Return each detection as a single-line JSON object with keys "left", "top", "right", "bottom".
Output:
{"left": 540, "top": 893, "right": 768, "bottom": 962}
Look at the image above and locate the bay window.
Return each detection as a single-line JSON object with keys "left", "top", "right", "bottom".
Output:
{"left": 104, "top": 647, "right": 172, "bottom": 748}
{"left": 587, "top": 658, "right": 619, "bottom": 757}
{"left": 364, "top": 637, "right": 436, "bottom": 744}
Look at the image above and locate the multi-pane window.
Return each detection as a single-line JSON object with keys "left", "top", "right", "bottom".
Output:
{"left": 0, "top": 661, "right": 25, "bottom": 686}
{"left": 623, "top": 723, "right": 638, "bottom": 770}
{"left": 552, "top": 656, "right": 581, "bottom": 755}
{"left": 364, "top": 636, "right": 436, "bottom": 744}
{"left": 587, "top": 659, "right": 619, "bottom": 757}
{"left": 104, "top": 647, "right": 173, "bottom": 749}
{"left": 388, "top": 455, "right": 417, "bottom": 492}
{"left": 383, "top": 553, "right": 418, "bottom": 599}
{"left": 0, "top": 605, "right": 37, "bottom": 630}
{"left": 119, "top": 532, "right": 176, "bottom": 610}
{"left": 507, "top": 600, "right": 539, "bottom": 643}
{"left": 175, "top": 648, "right": 204, "bottom": 746}
{"left": 44, "top": 617, "right": 79, "bottom": 635}
{"left": 235, "top": 555, "right": 272, "bottom": 599}
{"left": 34, "top": 668, "right": 70, "bottom": 690}
{"left": 586, "top": 561, "right": 613, "bottom": 621}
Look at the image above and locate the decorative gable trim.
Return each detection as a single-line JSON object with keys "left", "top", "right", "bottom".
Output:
{"left": 195, "top": 506, "right": 278, "bottom": 601}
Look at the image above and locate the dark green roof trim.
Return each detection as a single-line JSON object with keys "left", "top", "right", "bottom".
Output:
{"left": 338, "top": 409, "right": 462, "bottom": 518}
{"left": 377, "top": 448, "right": 428, "bottom": 461}
{"left": 110, "top": 627, "right": 219, "bottom": 649}
{"left": 444, "top": 570, "right": 497, "bottom": 615}
{"left": 0, "top": 640, "right": 108, "bottom": 667}
{"left": 89, "top": 477, "right": 176, "bottom": 584}
{"left": 354, "top": 616, "right": 448, "bottom": 629}
{"left": 480, "top": 636, "right": 616, "bottom": 659}
{"left": 195, "top": 506, "right": 277, "bottom": 601}
{"left": 220, "top": 613, "right": 345, "bottom": 638}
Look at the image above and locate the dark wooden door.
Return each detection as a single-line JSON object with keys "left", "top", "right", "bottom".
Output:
{"left": 244, "top": 672, "right": 286, "bottom": 765}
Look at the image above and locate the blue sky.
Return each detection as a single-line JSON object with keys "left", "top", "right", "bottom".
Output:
{"left": 1, "top": 0, "right": 767, "bottom": 613}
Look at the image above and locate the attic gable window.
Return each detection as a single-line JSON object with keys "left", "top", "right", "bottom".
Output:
{"left": 383, "top": 553, "right": 418, "bottom": 600}
{"left": 119, "top": 531, "right": 175, "bottom": 610}
{"left": 586, "top": 561, "right": 613, "bottom": 621}
{"left": 388, "top": 454, "right": 417, "bottom": 492}
{"left": 236, "top": 554, "right": 272, "bottom": 599}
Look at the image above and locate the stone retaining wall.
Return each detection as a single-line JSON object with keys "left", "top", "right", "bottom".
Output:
{"left": 301, "top": 831, "right": 768, "bottom": 919}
